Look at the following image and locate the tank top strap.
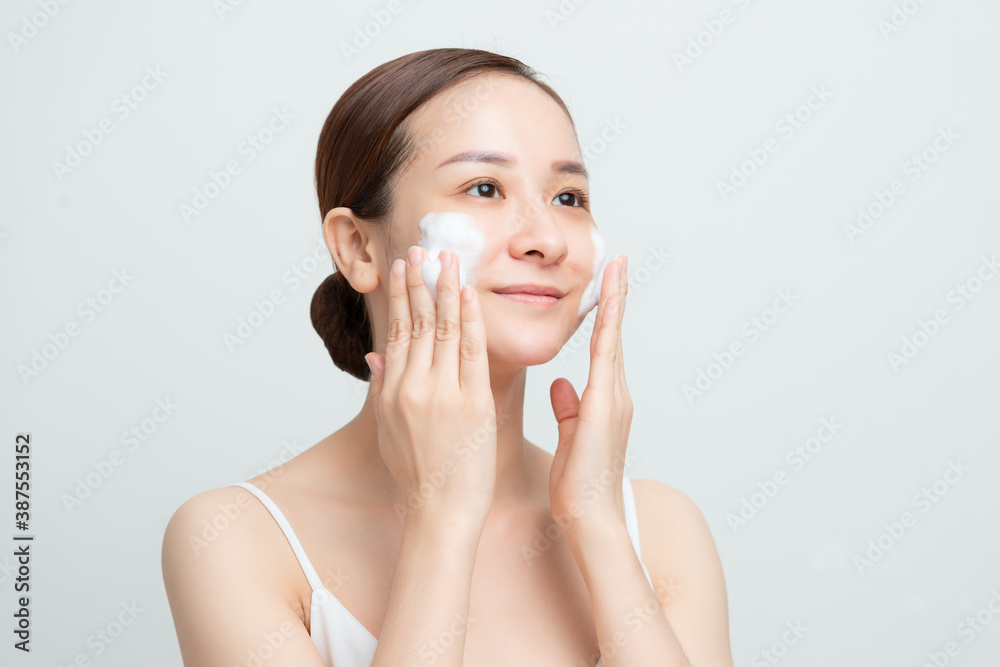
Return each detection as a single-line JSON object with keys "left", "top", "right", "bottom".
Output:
{"left": 622, "top": 476, "right": 653, "bottom": 587}
{"left": 232, "top": 481, "right": 325, "bottom": 591}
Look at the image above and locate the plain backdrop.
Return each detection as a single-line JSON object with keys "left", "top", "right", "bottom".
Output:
{"left": 2, "top": 0, "right": 999, "bottom": 665}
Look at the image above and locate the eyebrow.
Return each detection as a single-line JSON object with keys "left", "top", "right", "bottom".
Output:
{"left": 436, "top": 150, "right": 589, "bottom": 180}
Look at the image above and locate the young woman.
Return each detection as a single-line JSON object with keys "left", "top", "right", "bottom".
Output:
{"left": 162, "top": 48, "right": 734, "bottom": 667}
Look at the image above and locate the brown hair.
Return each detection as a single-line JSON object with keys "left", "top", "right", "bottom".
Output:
{"left": 311, "top": 47, "right": 575, "bottom": 382}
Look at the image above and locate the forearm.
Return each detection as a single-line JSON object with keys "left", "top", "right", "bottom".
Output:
{"left": 371, "top": 512, "right": 483, "bottom": 667}
{"left": 570, "top": 522, "right": 691, "bottom": 667}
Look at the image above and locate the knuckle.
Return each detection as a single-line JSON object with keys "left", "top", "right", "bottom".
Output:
{"left": 460, "top": 335, "right": 483, "bottom": 361}
{"left": 386, "top": 317, "right": 409, "bottom": 344}
{"left": 436, "top": 316, "right": 459, "bottom": 342}
{"left": 411, "top": 312, "right": 434, "bottom": 338}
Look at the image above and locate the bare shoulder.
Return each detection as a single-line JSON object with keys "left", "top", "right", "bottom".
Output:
{"left": 629, "top": 478, "right": 735, "bottom": 667}
{"left": 161, "top": 485, "right": 324, "bottom": 666}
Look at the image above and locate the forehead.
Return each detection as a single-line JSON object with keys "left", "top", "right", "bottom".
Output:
{"left": 404, "top": 73, "right": 581, "bottom": 168}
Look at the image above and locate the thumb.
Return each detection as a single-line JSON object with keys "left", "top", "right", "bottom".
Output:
{"left": 550, "top": 377, "right": 580, "bottom": 425}
{"left": 549, "top": 378, "right": 580, "bottom": 489}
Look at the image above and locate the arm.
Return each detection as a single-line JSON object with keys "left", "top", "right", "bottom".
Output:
{"left": 635, "top": 479, "right": 734, "bottom": 667}
{"left": 568, "top": 519, "right": 693, "bottom": 667}
{"left": 568, "top": 480, "right": 734, "bottom": 667}
{"left": 370, "top": 511, "right": 485, "bottom": 667}
{"left": 161, "top": 487, "right": 326, "bottom": 667}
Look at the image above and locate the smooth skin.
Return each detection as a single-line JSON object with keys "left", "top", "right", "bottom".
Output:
{"left": 162, "top": 73, "right": 733, "bottom": 666}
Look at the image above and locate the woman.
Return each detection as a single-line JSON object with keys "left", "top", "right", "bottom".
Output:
{"left": 162, "top": 48, "right": 734, "bottom": 667}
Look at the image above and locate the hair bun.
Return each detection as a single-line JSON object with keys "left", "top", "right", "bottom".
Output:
{"left": 310, "top": 272, "right": 372, "bottom": 382}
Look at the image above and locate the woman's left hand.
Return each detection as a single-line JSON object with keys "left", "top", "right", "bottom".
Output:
{"left": 548, "top": 253, "right": 632, "bottom": 543}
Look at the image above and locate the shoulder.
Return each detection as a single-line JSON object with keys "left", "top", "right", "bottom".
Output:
{"left": 627, "top": 478, "right": 721, "bottom": 596}
{"left": 161, "top": 485, "right": 321, "bottom": 664}
{"left": 161, "top": 486, "right": 298, "bottom": 592}
{"left": 628, "top": 478, "right": 734, "bottom": 665}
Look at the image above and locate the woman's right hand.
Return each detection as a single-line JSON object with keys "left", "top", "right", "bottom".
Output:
{"left": 364, "top": 245, "right": 497, "bottom": 528}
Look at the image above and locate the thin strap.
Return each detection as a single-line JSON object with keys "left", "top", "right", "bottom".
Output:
{"left": 622, "top": 477, "right": 643, "bottom": 560}
{"left": 232, "top": 481, "right": 324, "bottom": 591}
{"left": 622, "top": 476, "right": 653, "bottom": 587}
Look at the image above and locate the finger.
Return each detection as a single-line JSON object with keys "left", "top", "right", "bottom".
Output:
{"left": 366, "top": 352, "right": 385, "bottom": 425}
{"left": 617, "top": 256, "right": 628, "bottom": 387}
{"left": 590, "top": 256, "right": 621, "bottom": 360}
{"left": 403, "top": 245, "right": 436, "bottom": 378}
{"left": 383, "top": 258, "right": 411, "bottom": 391}
{"left": 458, "top": 284, "right": 490, "bottom": 393}
{"left": 432, "top": 250, "right": 461, "bottom": 383}
{"left": 587, "top": 259, "right": 623, "bottom": 397}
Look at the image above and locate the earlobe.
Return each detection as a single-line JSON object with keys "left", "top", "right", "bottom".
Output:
{"left": 322, "top": 207, "right": 379, "bottom": 294}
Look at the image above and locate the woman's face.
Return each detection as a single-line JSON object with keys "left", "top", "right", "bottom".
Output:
{"left": 383, "top": 73, "right": 602, "bottom": 368}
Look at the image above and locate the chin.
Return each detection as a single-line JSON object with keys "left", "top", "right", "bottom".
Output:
{"left": 481, "top": 308, "right": 570, "bottom": 367}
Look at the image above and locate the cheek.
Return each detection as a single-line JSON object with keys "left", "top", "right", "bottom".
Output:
{"left": 577, "top": 225, "right": 607, "bottom": 318}
{"left": 416, "top": 211, "right": 487, "bottom": 299}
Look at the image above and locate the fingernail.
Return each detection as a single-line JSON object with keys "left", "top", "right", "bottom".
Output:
{"left": 440, "top": 250, "right": 452, "bottom": 269}
{"left": 408, "top": 246, "right": 421, "bottom": 266}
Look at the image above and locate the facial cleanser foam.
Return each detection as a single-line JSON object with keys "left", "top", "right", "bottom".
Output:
{"left": 416, "top": 211, "right": 486, "bottom": 299}
{"left": 578, "top": 224, "right": 607, "bottom": 317}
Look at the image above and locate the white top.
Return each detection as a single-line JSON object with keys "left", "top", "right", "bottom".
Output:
{"left": 231, "top": 476, "right": 653, "bottom": 667}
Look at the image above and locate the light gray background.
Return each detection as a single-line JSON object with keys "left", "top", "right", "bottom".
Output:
{"left": 2, "top": 0, "right": 998, "bottom": 665}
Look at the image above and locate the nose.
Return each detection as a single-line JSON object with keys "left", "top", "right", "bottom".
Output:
{"left": 505, "top": 194, "right": 569, "bottom": 265}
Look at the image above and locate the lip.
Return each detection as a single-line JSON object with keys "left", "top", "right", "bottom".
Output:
{"left": 492, "top": 284, "right": 566, "bottom": 298}
{"left": 491, "top": 284, "right": 564, "bottom": 308}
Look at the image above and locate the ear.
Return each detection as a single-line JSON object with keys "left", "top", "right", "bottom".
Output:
{"left": 322, "top": 207, "right": 380, "bottom": 294}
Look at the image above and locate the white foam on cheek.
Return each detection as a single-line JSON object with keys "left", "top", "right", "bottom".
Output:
{"left": 578, "top": 225, "right": 608, "bottom": 317}
{"left": 416, "top": 212, "right": 487, "bottom": 300}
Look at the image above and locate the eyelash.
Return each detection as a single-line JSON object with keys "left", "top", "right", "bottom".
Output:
{"left": 463, "top": 177, "right": 591, "bottom": 209}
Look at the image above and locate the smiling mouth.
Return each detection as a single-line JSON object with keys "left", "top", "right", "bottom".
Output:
{"left": 491, "top": 292, "right": 560, "bottom": 306}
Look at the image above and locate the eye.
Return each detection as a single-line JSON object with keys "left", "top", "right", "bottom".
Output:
{"left": 463, "top": 178, "right": 503, "bottom": 199}
{"left": 553, "top": 189, "right": 590, "bottom": 208}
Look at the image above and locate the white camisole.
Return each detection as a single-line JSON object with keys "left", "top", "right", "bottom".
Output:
{"left": 231, "top": 476, "right": 653, "bottom": 667}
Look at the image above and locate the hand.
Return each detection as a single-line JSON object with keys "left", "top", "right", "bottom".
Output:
{"left": 548, "top": 254, "right": 632, "bottom": 540}
{"left": 365, "top": 246, "right": 498, "bottom": 526}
